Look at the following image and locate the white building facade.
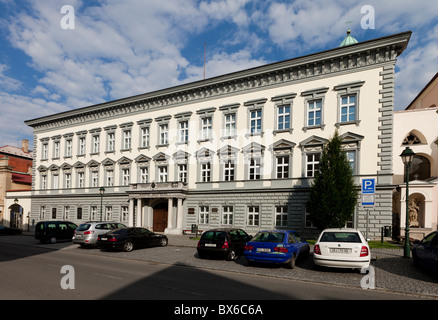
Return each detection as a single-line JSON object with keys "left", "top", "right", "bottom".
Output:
{"left": 25, "top": 31, "right": 411, "bottom": 238}
{"left": 393, "top": 73, "right": 438, "bottom": 240}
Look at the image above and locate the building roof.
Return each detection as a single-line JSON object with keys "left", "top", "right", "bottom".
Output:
{"left": 0, "top": 145, "right": 33, "bottom": 159}
{"left": 405, "top": 72, "right": 438, "bottom": 110}
{"left": 339, "top": 30, "right": 359, "bottom": 47}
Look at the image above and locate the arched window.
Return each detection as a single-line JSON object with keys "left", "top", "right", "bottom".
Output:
{"left": 405, "top": 155, "right": 431, "bottom": 182}
{"left": 402, "top": 130, "right": 426, "bottom": 145}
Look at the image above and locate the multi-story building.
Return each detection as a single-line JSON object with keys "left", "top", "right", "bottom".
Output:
{"left": 25, "top": 31, "right": 411, "bottom": 238}
{"left": 393, "top": 72, "right": 438, "bottom": 240}
{"left": 0, "top": 139, "right": 32, "bottom": 228}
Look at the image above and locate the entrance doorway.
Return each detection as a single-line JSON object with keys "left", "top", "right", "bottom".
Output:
{"left": 153, "top": 202, "right": 168, "bottom": 232}
{"left": 9, "top": 204, "right": 23, "bottom": 229}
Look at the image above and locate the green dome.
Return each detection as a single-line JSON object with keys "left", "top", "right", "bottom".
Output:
{"left": 339, "top": 30, "right": 358, "bottom": 47}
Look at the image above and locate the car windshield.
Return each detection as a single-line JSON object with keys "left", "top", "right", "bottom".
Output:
{"left": 77, "top": 224, "right": 91, "bottom": 231}
{"left": 252, "top": 232, "right": 285, "bottom": 243}
{"left": 320, "top": 232, "right": 361, "bottom": 243}
{"left": 201, "top": 231, "right": 226, "bottom": 241}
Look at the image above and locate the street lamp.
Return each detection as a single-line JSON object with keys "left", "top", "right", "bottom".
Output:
{"left": 99, "top": 187, "right": 105, "bottom": 222}
{"left": 400, "top": 146, "right": 415, "bottom": 258}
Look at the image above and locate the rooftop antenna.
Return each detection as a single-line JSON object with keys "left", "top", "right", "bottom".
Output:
{"left": 203, "top": 42, "right": 206, "bottom": 80}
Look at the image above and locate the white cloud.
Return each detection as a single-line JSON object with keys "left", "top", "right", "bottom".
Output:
{"left": 0, "top": 64, "right": 22, "bottom": 91}
{"left": 184, "top": 49, "right": 267, "bottom": 82}
{"left": 394, "top": 25, "right": 438, "bottom": 110}
{"left": 0, "top": 91, "right": 69, "bottom": 147}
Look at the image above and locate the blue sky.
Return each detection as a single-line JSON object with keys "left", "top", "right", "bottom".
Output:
{"left": 0, "top": 0, "right": 437, "bottom": 148}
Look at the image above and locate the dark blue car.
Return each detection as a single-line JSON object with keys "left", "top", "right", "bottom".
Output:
{"left": 412, "top": 231, "right": 438, "bottom": 274}
{"left": 244, "top": 230, "right": 310, "bottom": 269}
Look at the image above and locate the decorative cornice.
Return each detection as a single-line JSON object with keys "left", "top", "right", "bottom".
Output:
{"left": 25, "top": 31, "right": 412, "bottom": 132}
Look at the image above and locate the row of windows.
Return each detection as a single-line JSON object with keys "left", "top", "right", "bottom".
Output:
{"left": 39, "top": 204, "right": 311, "bottom": 229}
{"left": 197, "top": 205, "right": 294, "bottom": 228}
{"left": 39, "top": 205, "right": 129, "bottom": 222}
{"left": 39, "top": 149, "right": 357, "bottom": 189}
{"left": 39, "top": 84, "right": 363, "bottom": 160}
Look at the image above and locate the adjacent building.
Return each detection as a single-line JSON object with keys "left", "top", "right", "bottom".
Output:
{"left": 24, "top": 31, "right": 412, "bottom": 238}
{"left": 393, "top": 72, "right": 438, "bottom": 240}
{"left": 0, "top": 139, "right": 32, "bottom": 228}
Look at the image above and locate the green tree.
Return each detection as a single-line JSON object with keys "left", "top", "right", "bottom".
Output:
{"left": 306, "top": 130, "right": 358, "bottom": 230}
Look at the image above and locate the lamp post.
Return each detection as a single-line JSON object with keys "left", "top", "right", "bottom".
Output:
{"left": 400, "top": 146, "right": 415, "bottom": 258}
{"left": 99, "top": 187, "right": 105, "bottom": 222}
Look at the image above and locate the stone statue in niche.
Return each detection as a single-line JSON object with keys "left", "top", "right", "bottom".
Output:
{"left": 408, "top": 199, "right": 420, "bottom": 227}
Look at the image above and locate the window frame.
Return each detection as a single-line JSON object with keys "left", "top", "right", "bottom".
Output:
{"left": 222, "top": 206, "right": 233, "bottom": 225}
{"left": 334, "top": 81, "right": 364, "bottom": 127}
{"left": 301, "top": 87, "right": 329, "bottom": 132}
{"left": 244, "top": 98, "right": 267, "bottom": 137}
{"left": 247, "top": 206, "right": 260, "bottom": 226}
{"left": 199, "top": 206, "right": 210, "bottom": 224}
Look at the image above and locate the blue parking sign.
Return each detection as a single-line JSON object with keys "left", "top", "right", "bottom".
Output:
{"left": 362, "top": 179, "right": 375, "bottom": 194}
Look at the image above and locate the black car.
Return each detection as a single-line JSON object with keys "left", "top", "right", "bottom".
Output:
{"left": 197, "top": 228, "right": 252, "bottom": 260}
{"left": 412, "top": 231, "right": 438, "bottom": 274}
{"left": 0, "top": 224, "right": 22, "bottom": 235}
{"left": 96, "top": 227, "right": 168, "bottom": 252}
{"left": 35, "top": 221, "right": 78, "bottom": 243}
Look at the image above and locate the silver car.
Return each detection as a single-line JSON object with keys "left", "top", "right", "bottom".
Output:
{"left": 73, "top": 221, "right": 126, "bottom": 248}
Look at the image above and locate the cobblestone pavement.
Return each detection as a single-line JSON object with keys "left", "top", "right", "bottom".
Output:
{"left": 1, "top": 233, "right": 437, "bottom": 299}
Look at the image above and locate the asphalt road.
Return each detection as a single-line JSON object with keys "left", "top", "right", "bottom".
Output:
{"left": 0, "top": 242, "right": 428, "bottom": 301}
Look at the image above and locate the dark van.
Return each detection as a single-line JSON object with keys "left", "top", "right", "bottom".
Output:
{"left": 35, "top": 221, "right": 78, "bottom": 243}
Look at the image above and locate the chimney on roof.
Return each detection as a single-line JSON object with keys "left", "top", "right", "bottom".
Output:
{"left": 22, "top": 139, "right": 29, "bottom": 153}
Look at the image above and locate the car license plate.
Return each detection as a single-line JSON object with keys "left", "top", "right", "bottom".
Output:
{"left": 257, "top": 248, "right": 271, "bottom": 252}
{"left": 204, "top": 243, "right": 216, "bottom": 247}
{"left": 101, "top": 237, "right": 107, "bottom": 241}
{"left": 330, "top": 248, "right": 351, "bottom": 254}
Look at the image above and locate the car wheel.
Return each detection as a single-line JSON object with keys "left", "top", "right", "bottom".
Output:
{"left": 160, "top": 238, "right": 168, "bottom": 247}
{"left": 123, "top": 241, "right": 134, "bottom": 252}
{"left": 227, "top": 249, "right": 237, "bottom": 261}
{"left": 49, "top": 237, "right": 57, "bottom": 244}
{"left": 286, "top": 254, "right": 296, "bottom": 269}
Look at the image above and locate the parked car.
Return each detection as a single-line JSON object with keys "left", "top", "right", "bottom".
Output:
{"left": 0, "top": 224, "right": 22, "bottom": 235}
{"left": 197, "top": 228, "right": 252, "bottom": 260}
{"left": 72, "top": 221, "right": 127, "bottom": 248}
{"left": 35, "top": 221, "right": 78, "bottom": 243}
{"left": 313, "top": 228, "right": 370, "bottom": 270}
{"left": 96, "top": 227, "right": 168, "bottom": 252}
{"left": 412, "top": 231, "right": 438, "bottom": 274}
{"left": 244, "top": 230, "right": 310, "bottom": 269}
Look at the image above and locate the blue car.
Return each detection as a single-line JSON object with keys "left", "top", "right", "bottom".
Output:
{"left": 244, "top": 230, "right": 310, "bottom": 269}
{"left": 412, "top": 231, "right": 438, "bottom": 274}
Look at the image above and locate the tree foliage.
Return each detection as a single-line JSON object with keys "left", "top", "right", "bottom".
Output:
{"left": 306, "top": 130, "right": 358, "bottom": 230}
